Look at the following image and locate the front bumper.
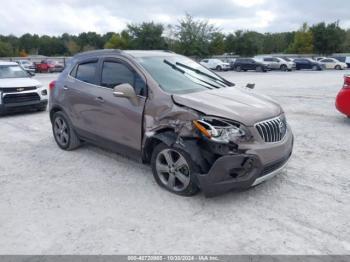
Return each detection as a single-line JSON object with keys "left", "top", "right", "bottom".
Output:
{"left": 195, "top": 130, "right": 294, "bottom": 197}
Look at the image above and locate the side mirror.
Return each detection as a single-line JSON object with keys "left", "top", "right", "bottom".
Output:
{"left": 246, "top": 83, "right": 255, "bottom": 89}
{"left": 113, "top": 83, "right": 138, "bottom": 104}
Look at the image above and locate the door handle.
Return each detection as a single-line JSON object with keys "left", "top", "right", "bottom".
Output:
{"left": 63, "top": 85, "right": 69, "bottom": 90}
{"left": 95, "top": 96, "right": 105, "bottom": 103}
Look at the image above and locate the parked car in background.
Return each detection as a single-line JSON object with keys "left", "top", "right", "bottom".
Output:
{"left": 319, "top": 58, "right": 347, "bottom": 70}
{"left": 315, "top": 57, "right": 327, "bottom": 62}
{"left": 256, "top": 56, "right": 295, "bottom": 71}
{"left": 0, "top": 61, "right": 48, "bottom": 115}
{"left": 223, "top": 58, "right": 236, "bottom": 70}
{"left": 35, "top": 59, "right": 64, "bottom": 73}
{"left": 200, "top": 59, "right": 230, "bottom": 71}
{"left": 49, "top": 50, "right": 293, "bottom": 197}
{"left": 233, "top": 58, "right": 268, "bottom": 72}
{"left": 294, "top": 58, "right": 324, "bottom": 71}
{"left": 15, "top": 60, "right": 36, "bottom": 75}
{"left": 332, "top": 56, "right": 350, "bottom": 68}
{"left": 336, "top": 75, "right": 350, "bottom": 118}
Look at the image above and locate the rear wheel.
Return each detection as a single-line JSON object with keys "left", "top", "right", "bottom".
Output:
{"left": 235, "top": 66, "right": 242, "bottom": 72}
{"left": 312, "top": 65, "right": 318, "bottom": 71}
{"left": 216, "top": 65, "right": 222, "bottom": 71}
{"left": 151, "top": 143, "right": 199, "bottom": 196}
{"left": 52, "top": 111, "right": 81, "bottom": 150}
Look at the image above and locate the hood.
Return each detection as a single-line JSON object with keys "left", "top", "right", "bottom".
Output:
{"left": 173, "top": 87, "right": 282, "bottom": 126}
{"left": 0, "top": 78, "right": 41, "bottom": 88}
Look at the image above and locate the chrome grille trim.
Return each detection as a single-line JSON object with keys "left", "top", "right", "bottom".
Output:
{"left": 255, "top": 116, "right": 287, "bottom": 143}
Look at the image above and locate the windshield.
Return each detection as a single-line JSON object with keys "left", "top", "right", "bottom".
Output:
{"left": 0, "top": 65, "right": 29, "bottom": 79}
{"left": 137, "top": 55, "right": 231, "bottom": 94}
{"left": 280, "top": 57, "right": 291, "bottom": 62}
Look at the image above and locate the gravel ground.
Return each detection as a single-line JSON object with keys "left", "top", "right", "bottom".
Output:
{"left": 0, "top": 70, "right": 349, "bottom": 254}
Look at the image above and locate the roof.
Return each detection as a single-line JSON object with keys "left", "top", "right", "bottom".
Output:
{"left": 0, "top": 61, "right": 18, "bottom": 66}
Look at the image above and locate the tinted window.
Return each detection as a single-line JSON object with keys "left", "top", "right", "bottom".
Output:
{"left": 76, "top": 61, "right": 98, "bottom": 84}
{"left": 264, "top": 58, "right": 273, "bottom": 62}
{"left": 101, "top": 61, "right": 146, "bottom": 96}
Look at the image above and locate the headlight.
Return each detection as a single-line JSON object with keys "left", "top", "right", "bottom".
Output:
{"left": 193, "top": 117, "right": 250, "bottom": 143}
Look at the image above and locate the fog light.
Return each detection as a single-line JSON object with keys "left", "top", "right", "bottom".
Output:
{"left": 41, "top": 89, "right": 47, "bottom": 96}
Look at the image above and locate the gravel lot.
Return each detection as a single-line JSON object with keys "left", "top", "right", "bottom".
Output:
{"left": 0, "top": 70, "right": 349, "bottom": 254}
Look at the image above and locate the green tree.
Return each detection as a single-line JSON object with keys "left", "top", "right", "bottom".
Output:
{"left": 0, "top": 41, "right": 13, "bottom": 57}
{"left": 288, "top": 23, "right": 314, "bottom": 54}
{"left": 209, "top": 32, "right": 225, "bottom": 55}
{"left": 174, "top": 14, "right": 219, "bottom": 57}
{"left": 310, "top": 21, "right": 345, "bottom": 55}
{"left": 104, "top": 31, "right": 130, "bottom": 49}
{"left": 127, "top": 22, "right": 166, "bottom": 50}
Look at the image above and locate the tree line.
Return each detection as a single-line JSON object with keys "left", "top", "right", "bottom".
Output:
{"left": 1, "top": 14, "right": 350, "bottom": 58}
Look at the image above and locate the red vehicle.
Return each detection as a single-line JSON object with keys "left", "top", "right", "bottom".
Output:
{"left": 35, "top": 59, "right": 64, "bottom": 73}
{"left": 336, "top": 75, "right": 350, "bottom": 117}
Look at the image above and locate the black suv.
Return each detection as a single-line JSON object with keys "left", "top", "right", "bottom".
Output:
{"left": 233, "top": 58, "right": 268, "bottom": 72}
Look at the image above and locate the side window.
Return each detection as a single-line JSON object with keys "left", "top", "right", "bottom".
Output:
{"left": 76, "top": 61, "right": 98, "bottom": 84}
{"left": 101, "top": 61, "right": 146, "bottom": 96}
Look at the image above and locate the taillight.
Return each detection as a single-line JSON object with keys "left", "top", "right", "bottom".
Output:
{"left": 49, "top": 80, "right": 56, "bottom": 90}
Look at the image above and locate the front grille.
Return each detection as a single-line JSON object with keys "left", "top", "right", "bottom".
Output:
{"left": 0, "top": 86, "right": 37, "bottom": 93}
{"left": 255, "top": 116, "right": 287, "bottom": 143}
{"left": 3, "top": 93, "right": 40, "bottom": 104}
{"left": 260, "top": 151, "right": 292, "bottom": 177}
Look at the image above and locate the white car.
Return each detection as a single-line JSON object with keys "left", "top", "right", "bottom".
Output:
{"left": 319, "top": 58, "right": 348, "bottom": 70}
{"left": 0, "top": 61, "right": 48, "bottom": 115}
{"left": 15, "top": 60, "right": 36, "bottom": 75}
{"left": 256, "top": 56, "right": 295, "bottom": 71}
{"left": 200, "top": 59, "right": 230, "bottom": 71}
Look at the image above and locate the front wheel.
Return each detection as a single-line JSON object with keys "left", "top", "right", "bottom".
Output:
{"left": 335, "top": 65, "right": 341, "bottom": 70}
{"left": 312, "top": 65, "right": 318, "bottom": 71}
{"left": 151, "top": 143, "right": 199, "bottom": 196}
{"left": 52, "top": 111, "right": 81, "bottom": 150}
{"left": 216, "top": 66, "right": 222, "bottom": 71}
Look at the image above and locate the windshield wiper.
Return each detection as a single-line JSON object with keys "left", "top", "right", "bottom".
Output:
{"left": 164, "top": 59, "right": 224, "bottom": 90}
{"left": 175, "top": 62, "right": 234, "bottom": 87}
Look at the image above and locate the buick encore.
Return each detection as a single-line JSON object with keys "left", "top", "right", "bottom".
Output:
{"left": 49, "top": 50, "right": 294, "bottom": 197}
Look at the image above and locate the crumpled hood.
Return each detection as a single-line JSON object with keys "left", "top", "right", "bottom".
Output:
{"left": 0, "top": 78, "right": 41, "bottom": 88}
{"left": 172, "top": 87, "right": 282, "bottom": 126}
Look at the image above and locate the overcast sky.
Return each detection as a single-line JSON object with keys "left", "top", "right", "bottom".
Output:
{"left": 1, "top": 0, "right": 350, "bottom": 36}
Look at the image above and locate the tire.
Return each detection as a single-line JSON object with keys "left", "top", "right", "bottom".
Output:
{"left": 52, "top": 111, "right": 81, "bottom": 151}
{"left": 280, "top": 65, "right": 288, "bottom": 71}
{"left": 37, "top": 105, "right": 47, "bottom": 112}
{"left": 335, "top": 65, "right": 341, "bottom": 70}
{"left": 216, "top": 65, "right": 222, "bottom": 71}
{"left": 235, "top": 66, "right": 242, "bottom": 72}
{"left": 256, "top": 66, "right": 263, "bottom": 72}
{"left": 312, "top": 65, "right": 318, "bottom": 71}
{"left": 151, "top": 143, "right": 199, "bottom": 196}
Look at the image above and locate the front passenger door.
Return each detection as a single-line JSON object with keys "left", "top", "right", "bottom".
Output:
{"left": 85, "top": 58, "right": 147, "bottom": 153}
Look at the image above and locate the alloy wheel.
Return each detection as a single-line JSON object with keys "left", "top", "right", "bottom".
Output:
{"left": 54, "top": 116, "right": 69, "bottom": 147}
{"left": 155, "top": 149, "right": 191, "bottom": 192}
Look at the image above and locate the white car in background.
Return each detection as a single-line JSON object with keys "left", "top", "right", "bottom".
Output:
{"left": 200, "top": 59, "right": 230, "bottom": 71}
{"left": 319, "top": 58, "right": 348, "bottom": 70}
{"left": 0, "top": 61, "right": 48, "bottom": 115}
{"left": 256, "top": 56, "right": 295, "bottom": 71}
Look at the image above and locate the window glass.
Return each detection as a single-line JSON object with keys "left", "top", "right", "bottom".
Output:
{"left": 101, "top": 61, "right": 146, "bottom": 96}
{"left": 76, "top": 61, "right": 98, "bottom": 84}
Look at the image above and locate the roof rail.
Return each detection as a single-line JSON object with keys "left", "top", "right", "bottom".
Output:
{"left": 73, "top": 49, "right": 122, "bottom": 58}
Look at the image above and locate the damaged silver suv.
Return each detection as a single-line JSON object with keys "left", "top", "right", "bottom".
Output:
{"left": 50, "top": 50, "right": 293, "bottom": 197}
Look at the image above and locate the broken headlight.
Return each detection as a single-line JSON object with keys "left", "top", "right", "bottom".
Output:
{"left": 193, "top": 117, "right": 250, "bottom": 143}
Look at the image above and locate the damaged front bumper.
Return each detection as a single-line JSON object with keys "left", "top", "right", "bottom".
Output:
{"left": 195, "top": 132, "right": 294, "bottom": 197}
